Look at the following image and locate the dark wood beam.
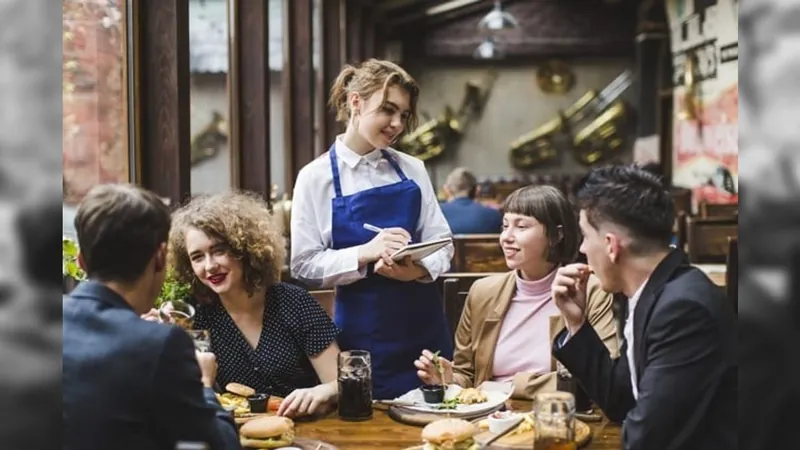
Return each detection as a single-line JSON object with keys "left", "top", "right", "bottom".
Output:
{"left": 387, "top": 0, "right": 486, "bottom": 28}
{"left": 345, "top": 1, "right": 363, "bottom": 63}
{"left": 376, "top": 0, "right": 435, "bottom": 13}
{"left": 134, "top": 0, "right": 191, "bottom": 207}
{"left": 362, "top": 6, "right": 377, "bottom": 59}
{"left": 318, "top": 0, "right": 346, "bottom": 152}
{"left": 228, "top": 0, "right": 271, "bottom": 198}
{"left": 283, "top": 0, "right": 315, "bottom": 190}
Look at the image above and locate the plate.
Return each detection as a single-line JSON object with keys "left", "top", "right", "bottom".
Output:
{"left": 473, "top": 413, "right": 592, "bottom": 449}
{"left": 394, "top": 383, "right": 511, "bottom": 415}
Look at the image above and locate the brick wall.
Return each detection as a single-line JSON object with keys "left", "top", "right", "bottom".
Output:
{"left": 62, "top": 0, "right": 127, "bottom": 204}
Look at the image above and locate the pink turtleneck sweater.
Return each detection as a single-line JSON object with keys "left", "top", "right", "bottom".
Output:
{"left": 491, "top": 269, "right": 560, "bottom": 382}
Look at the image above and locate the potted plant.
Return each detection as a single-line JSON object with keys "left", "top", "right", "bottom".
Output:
{"left": 62, "top": 237, "right": 191, "bottom": 306}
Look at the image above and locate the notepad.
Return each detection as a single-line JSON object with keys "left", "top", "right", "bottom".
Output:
{"left": 390, "top": 237, "right": 453, "bottom": 262}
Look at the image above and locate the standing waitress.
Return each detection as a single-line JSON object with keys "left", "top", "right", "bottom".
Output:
{"left": 290, "top": 59, "right": 454, "bottom": 399}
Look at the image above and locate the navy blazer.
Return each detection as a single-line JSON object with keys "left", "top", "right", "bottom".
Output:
{"left": 553, "top": 250, "right": 737, "bottom": 450}
{"left": 440, "top": 197, "right": 503, "bottom": 235}
{"left": 63, "top": 281, "right": 240, "bottom": 450}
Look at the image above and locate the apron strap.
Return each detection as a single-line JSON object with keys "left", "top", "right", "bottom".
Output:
{"left": 380, "top": 149, "right": 408, "bottom": 181}
{"left": 328, "top": 144, "right": 344, "bottom": 198}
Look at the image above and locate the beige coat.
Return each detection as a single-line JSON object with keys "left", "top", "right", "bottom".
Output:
{"left": 450, "top": 271, "right": 619, "bottom": 399}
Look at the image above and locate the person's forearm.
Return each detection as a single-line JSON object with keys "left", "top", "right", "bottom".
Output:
{"left": 292, "top": 246, "right": 368, "bottom": 288}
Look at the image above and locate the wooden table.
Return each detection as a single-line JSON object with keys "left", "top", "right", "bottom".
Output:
{"left": 297, "top": 400, "right": 621, "bottom": 449}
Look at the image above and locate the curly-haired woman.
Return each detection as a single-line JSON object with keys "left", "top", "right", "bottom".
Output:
{"left": 168, "top": 191, "right": 340, "bottom": 418}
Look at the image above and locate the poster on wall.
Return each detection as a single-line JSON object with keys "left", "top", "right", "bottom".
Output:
{"left": 667, "top": 0, "right": 738, "bottom": 207}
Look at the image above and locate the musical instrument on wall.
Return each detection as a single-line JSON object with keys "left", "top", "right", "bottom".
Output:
{"left": 509, "top": 70, "right": 635, "bottom": 169}
{"left": 270, "top": 184, "right": 292, "bottom": 237}
{"left": 679, "top": 50, "right": 699, "bottom": 120}
{"left": 399, "top": 71, "right": 497, "bottom": 161}
{"left": 572, "top": 100, "right": 629, "bottom": 165}
{"left": 536, "top": 60, "right": 576, "bottom": 94}
{"left": 191, "top": 110, "right": 228, "bottom": 165}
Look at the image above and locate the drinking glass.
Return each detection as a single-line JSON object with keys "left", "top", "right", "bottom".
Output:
{"left": 337, "top": 350, "right": 372, "bottom": 421}
{"left": 555, "top": 362, "right": 592, "bottom": 412}
{"left": 158, "top": 300, "right": 195, "bottom": 330}
{"left": 187, "top": 329, "right": 211, "bottom": 352}
{"left": 532, "top": 391, "right": 577, "bottom": 450}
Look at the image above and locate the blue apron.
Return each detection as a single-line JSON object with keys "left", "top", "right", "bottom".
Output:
{"left": 328, "top": 146, "right": 453, "bottom": 400}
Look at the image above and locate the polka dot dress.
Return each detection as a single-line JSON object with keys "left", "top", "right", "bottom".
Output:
{"left": 193, "top": 282, "right": 339, "bottom": 397}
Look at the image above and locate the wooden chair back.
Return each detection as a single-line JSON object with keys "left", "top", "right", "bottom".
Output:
{"left": 452, "top": 234, "right": 507, "bottom": 272}
{"left": 700, "top": 201, "right": 738, "bottom": 218}
{"left": 686, "top": 216, "right": 738, "bottom": 263}
{"left": 670, "top": 187, "right": 692, "bottom": 216}
{"left": 725, "top": 237, "right": 738, "bottom": 315}
{"left": 675, "top": 211, "right": 688, "bottom": 252}
{"left": 439, "top": 273, "right": 501, "bottom": 340}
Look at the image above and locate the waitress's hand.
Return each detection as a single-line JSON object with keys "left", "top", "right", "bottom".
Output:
{"left": 375, "top": 256, "right": 426, "bottom": 281}
{"left": 277, "top": 382, "right": 337, "bottom": 418}
{"left": 358, "top": 227, "right": 411, "bottom": 266}
{"left": 414, "top": 349, "right": 454, "bottom": 385}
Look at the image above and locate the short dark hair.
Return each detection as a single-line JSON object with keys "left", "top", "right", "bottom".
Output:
{"left": 74, "top": 184, "right": 171, "bottom": 283}
{"left": 503, "top": 185, "right": 580, "bottom": 265}
{"left": 17, "top": 191, "right": 62, "bottom": 287}
{"left": 575, "top": 165, "right": 674, "bottom": 253}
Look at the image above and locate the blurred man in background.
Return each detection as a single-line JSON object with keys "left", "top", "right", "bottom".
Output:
{"left": 440, "top": 167, "right": 503, "bottom": 234}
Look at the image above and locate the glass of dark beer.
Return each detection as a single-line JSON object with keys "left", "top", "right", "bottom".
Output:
{"left": 532, "top": 391, "right": 576, "bottom": 450}
{"left": 337, "top": 350, "right": 372, "bottom": 421}
{"left": 556, "top": 363, "right": 592, "bottom": 412}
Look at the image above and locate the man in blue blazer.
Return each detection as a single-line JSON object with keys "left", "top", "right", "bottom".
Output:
{"left": 439, "top": 168, "right": 502, "bottom": 234}
{"left": 63, "top": 184, "right": 240, "bottom": 450}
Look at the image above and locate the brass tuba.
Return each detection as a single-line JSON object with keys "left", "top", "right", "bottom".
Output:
{"left": 509, "top": 90, "right": 599, "bottom": 169}
{"left": 399, "top": 71, "right": 497, "bottom": 161}
{"left": 510, "top": 70, "right": 635, "bottom": 169}
{"left": 398, "top": 106, "right": 459, "bottom": 161}
{"left": 572, "top": 100, "right": 629, "bottom": 165}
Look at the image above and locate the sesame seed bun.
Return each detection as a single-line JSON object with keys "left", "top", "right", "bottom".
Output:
{"left": 421, "top": 418, "right": 475, "bottom": 445}
{"left": 239, "top": 416, "right": 295, "bottom": 449}
{"left": 226, "top": 382, "right": 256, "bottom": 398}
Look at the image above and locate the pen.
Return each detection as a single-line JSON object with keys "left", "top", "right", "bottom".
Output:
{"left": 363, "top": 223, "right": 383, "bottom": 234}
{"left": 363, "top": 223, "right": 412, "bottom": 243}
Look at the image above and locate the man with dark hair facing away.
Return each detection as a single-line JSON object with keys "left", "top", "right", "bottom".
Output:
{"left": 62, "top": 184, "right": 241, "bottom": 450}
{"left": 551, "top": 165, "right": 737, "bottom": 449}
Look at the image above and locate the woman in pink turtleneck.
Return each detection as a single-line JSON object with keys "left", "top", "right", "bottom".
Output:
{"left": 414, "top": 185, "right": 619, "bottom": 399}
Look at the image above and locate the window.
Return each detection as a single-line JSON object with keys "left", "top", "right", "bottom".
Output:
{"left": 189, "top": 0, "right": 231, "bottom": 195}
{"left": 62, "top": 0, "right": 130, "bottom": 205}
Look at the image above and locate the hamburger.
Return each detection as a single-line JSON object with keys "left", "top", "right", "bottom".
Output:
{"left": 226, "top": 382, "right": 256, "bottom": 398}
{"left": 217, "top": 383, "right": 256, "bottom": 415}
{"left": 421, "top": 418, "right": 478, "bottom": 450}
{"left": 239, "top": 416, "right": 296, "bottom": 449}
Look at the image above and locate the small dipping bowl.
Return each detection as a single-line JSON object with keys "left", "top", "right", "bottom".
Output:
{"left": 487, "top": 410, "right": 521, "bottom": 433}
{"left": 420, "top": 384, "right": 445, "bottom": 404}
{"left": 247, "top": 393, "right": 269, "bottom": 413}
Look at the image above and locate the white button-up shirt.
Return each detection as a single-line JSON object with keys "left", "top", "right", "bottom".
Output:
{"left": 289, "top": 138, "right": 454, "bottom": 289}
{"left": 624, "top": 280, "right": 648, "bottom": 400}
